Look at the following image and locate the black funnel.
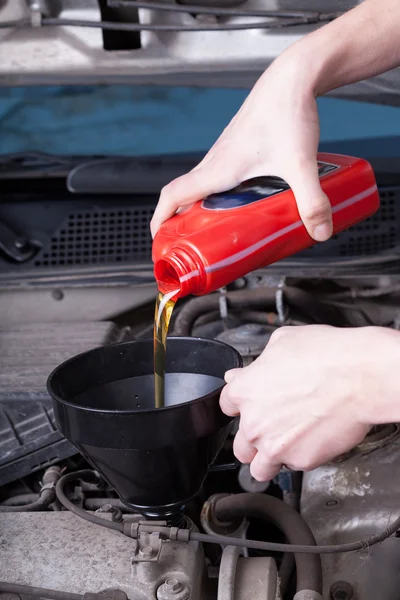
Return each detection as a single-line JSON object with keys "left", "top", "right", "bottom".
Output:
{"left": 47, "top": 337, "right": 242, "bottom": 520}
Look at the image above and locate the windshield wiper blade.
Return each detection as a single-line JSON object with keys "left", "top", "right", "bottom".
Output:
{"left": 66, "top": 154, "right": 203, "bottom": 194}
{"left": 0, "top": 152, "right": 103, "bottom": 179}
{"left": 0, "top": 151, "right": 203, "bottom": 193}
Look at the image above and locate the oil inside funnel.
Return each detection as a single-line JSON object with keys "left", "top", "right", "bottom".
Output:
{"left": 47, "top": 337, "right": 242, "bottom": 521}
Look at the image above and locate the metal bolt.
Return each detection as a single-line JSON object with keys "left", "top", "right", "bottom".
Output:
{"left": 138, "top": 545, "right": 154, "bottom": 559}
{"left": 330, "top": 581, "right": 354, "bottom": 600}
{"left": 14, "top": 238, "right": 27, "bottom": 250}
{"left": 238, "top": 324, "right": 265, "bottom": 336}
{"left": 51, "top": 289, "right": 64, "bottom": 301}
{"left": 232, "top": 277, "right": 246, "bottom": 289}
{"left": 326, "top": 499, "right": 338, "bottom": 507}
{"left": 157, "top": 579, "right": 190, "bottom": 600}
{"left": 164, "top": 579, "right": 182, "bottom": 593}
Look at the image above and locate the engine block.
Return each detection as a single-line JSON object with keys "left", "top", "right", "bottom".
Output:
{"left": 0, "top": 512, "right": 205, "bottom": 600}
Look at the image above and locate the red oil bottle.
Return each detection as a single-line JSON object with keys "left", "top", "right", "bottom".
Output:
{"left": 153, "top": 153, "right": 380, "bottom": 298}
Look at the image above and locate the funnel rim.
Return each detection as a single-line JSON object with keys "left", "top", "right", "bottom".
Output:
{"left": 47, "top": 336, "right": 242, "bottom": 415}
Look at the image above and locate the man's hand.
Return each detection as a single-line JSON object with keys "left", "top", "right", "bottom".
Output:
{"left": 150, "top": 54, "right": 332, "bottom": 242}
{"left": 220, "top": 325, "right": 400, "bottom": 482}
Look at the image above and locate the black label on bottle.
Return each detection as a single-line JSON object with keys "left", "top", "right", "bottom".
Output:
{"left": 202, "top": 161, "right": 339, "bottom": 211}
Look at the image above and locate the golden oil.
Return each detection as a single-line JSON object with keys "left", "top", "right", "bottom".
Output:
{"left": 153, "top": 289, "right": 177, "bottom": 408}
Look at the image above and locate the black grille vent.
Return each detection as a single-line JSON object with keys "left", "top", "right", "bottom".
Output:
{"left": 34, "top": 206, "right": 154, "bottom": 267}
{"left": 338, "top": 190, "right": 397, "bottom": 256}
{"left": 31, "top": 188, "right": 400, "bottom": 268}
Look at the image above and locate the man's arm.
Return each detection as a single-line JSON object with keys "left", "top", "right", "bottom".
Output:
{"left": 151, "top": 0, "right": 400, "bottom": 240}
{"left": 298, "top": 0, "right": 400, "bottom": 96}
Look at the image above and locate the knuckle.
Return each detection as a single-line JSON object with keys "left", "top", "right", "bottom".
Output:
{"left": 219, "top": 395, "right": 236, "bottom": 417}
{"left": 285, "top": 459, "right": 302, "bottom": 472}
{"left": 285, "top": 456, "right": 316, "bottom": 472}
{"left": 158, "top": 182, "right": 176, "bottom": 206}
{"left": 301, "top": 458, "right": 319, "bottom": 472}
{"left": 250, "top": 454, "right": 277, "bottom": 482}
{"left": 233, "top": 437, "right": 255, "bottom": 463}
{"left": 259, "top": 439, "right": 282, "bottom": 465}
{"left": 162, "top": 178, "right": 181, "bottom": 195}
{"left": 266, "top": 445, "right": 282, "bottom": 465}
{"left": 300, "top": 200, "right": 331, "bottom": 224}
{"left": 222, "top": 379, "right": 238, "bottom": 400}
{"left": 239, "top": 417, "right": 259, "bottom": 444}
{"left": 225, "top": 374, "right": 244, "bottom": 397}
{"left": 269, "top": 326, "right": 289, "bottom": 343}
{"left": 250, "top": 466, "right": 265, "bottom": 482}
{"left": 159, "top": 181, "right": 174, "bottom": 197}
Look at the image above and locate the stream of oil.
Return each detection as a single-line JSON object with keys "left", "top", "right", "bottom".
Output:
{"left": 153, "top": 289, "right": 178, "bottom": 408}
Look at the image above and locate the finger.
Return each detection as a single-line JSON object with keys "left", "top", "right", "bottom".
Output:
{"left": 250, "top": 451, "right": 281, "bottom": 483}
{"left": 224, "top": 368, "right": 241, "bottom": 384}
{"left": 267, "top": 326, "right": 291, "bottom": 346}
{"left": 233, "top": 428, "right": 257, "bottom": 464}
{"left": 219, "top": 386, "right": 240, "bottom": 417}
{"left": 286, "top": 160, "right": 333, "bottom": 242}
{"left": 150, "top": 163, "right": 238, "bottom": 238}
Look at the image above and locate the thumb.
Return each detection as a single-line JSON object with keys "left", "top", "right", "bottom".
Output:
{"left": 286, "top": 161, "right": 333, "bottom": 242}
{"left": 224, "top": 368, "right": 241, "bottom": 384}
{"left": 150, "top": 162, "right": 238, "bottom": 238}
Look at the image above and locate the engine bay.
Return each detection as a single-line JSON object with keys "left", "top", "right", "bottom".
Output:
{"left": 1, "top": 154, "right": 400, "bottom": 600}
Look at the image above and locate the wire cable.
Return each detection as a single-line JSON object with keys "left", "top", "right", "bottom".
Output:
{"left": 0, "top": 13, "right": 339, "bottom": 32}
{"left": 0, "top": 19, "right": 31, "bottom": 29}
{"left": 188, "top": 519, "right": 400, "bottom": 554}
{"left": 107, "top": 0, "right": 323, "bottom": 19}
{"left": 55, "top": 471, "right": 400, "bottom": 555}
{"left": 44, "top": 17, "right": 308, "bottom": 31}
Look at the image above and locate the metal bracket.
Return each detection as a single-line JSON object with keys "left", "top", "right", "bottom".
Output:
{"left": 131, "top": 532, "right": 163, "bottom": 563}
{"left": 0, "top": 220, "right": 41, "bottom": 264}
{"left": 26, "top": 1, "right": 44, "bottom": 27}
{"left": 219, "top": 287, "right": 228, "bottom": 321}
{"left": 275, "top": 277, "right": 286, "bottom": 324}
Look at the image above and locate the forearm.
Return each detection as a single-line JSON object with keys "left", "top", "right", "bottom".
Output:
{"left": 356, "top": 327, "right": 400, "bottom": 427}
{"left": 284, "top": 0, "right": 400, "bottom": 96}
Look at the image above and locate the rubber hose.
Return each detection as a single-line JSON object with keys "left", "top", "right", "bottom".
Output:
{"left": 172, "top": 287, "right": 347, "bottom": 336}
{"left": 214, "top": 493, "right": 322, "bottom": 595}
{"left": 172, "top": 288, "right": 277, "bottom": 336}
{"left": 0, "top": 493, "right": 39, "bottom": 506}
{"left": 51, "top": 473, "right": 400, "bottom": 557}
{"left": 0, "top": 467, "right": 61, "bottom": 512}
{"left": 55, "top": 470, "right": 124, "bottom": 533}
{"left": 0, "top": 582, "right": 83, "bottom": 600}
{"left": 188, "top": 516, "right": 400, "bottom": 554}
{"left": 278, "top": 551, "right": 295, "bottom": 594}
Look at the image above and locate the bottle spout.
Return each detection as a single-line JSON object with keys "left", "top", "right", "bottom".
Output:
{"left": 155, "top": 258, "right": 182, "bottom": 298}
{"left": 154, "top": 248, "right": 205, "bottom": 298}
